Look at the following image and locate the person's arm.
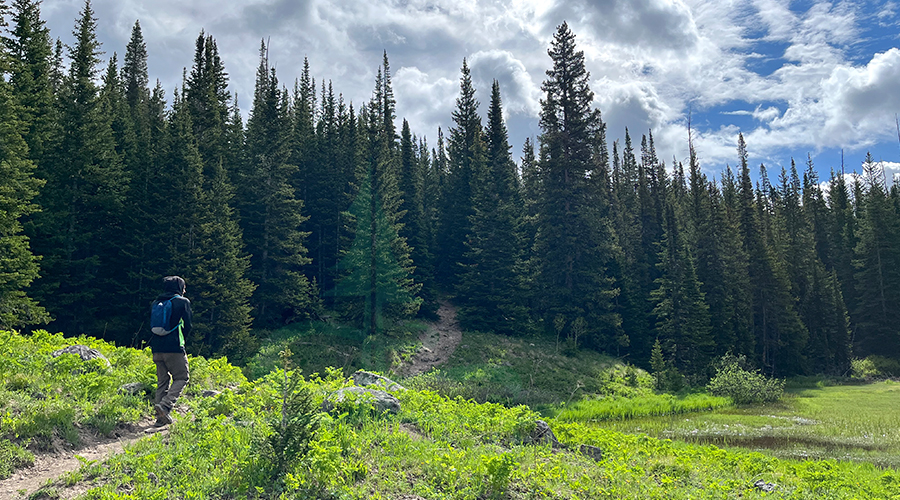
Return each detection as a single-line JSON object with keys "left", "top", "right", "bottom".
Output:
{"left": 181, "top": 299, "right": 193, "bottom": 337}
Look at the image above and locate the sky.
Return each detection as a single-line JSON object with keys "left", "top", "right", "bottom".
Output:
{"left": 38, "top": 0, "right": 900, "bottom": 183}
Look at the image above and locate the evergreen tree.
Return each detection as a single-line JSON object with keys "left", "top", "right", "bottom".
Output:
{"left": 238, "top": 42, "right": 314, "bottom": 326}
{"left": 827, "top": 168, "right": 859, "bottom": 336}
{"left": 534, "top": 22, "right": 620, "bottom": 349}
{"left": 777, "top": 161, "right": 849, "bottom": 374}
{"left": 436, "top": 59, "right": 481, "bottom": 289}
{"left": 334, "top": 60, "right": 421, "bottom": 335}
{"left": 30, "top": 0, "right": 130, "bottom": 337}
{"left": 185, "top": 31, "right": 230, "bottom": 171}
{"left": 398, "top": 119, "right": 437, "bottom": 316}
{"left": 650, "top": 200, "right": 713, "bottom": 378}
{"left": 456, "top": 80, "right": 527, "bottom": 334}
{"left": 157, "top": 89, "right": 255, "bottom": 360}
{"left": 852, "top": 153, "right": 900, "bottom": 357}
{"left": 8, "top": 0, "right": 55, "bottom": 163}
{"left": 0, "top": 0, "right": 47, "bottom": 327}
{"left": 736, "top": 135, "right": 807, "bottom": 375}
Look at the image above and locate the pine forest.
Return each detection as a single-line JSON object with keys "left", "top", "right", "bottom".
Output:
{"left": 5, "top": 0, "right": 900, "bottom": 382}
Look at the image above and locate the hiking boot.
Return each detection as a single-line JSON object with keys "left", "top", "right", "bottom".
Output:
{"left": 154, "top": 403, "right": 172, "bottom": 426}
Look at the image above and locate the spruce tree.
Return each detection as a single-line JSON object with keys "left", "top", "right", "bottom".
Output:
{"left": 185, "top": 31, "right": 230, "bottom": 172}
{"left": 736, "top": 135, "right": 807, "bottom": 375}
{"left": 456, "top": 80, "right": 527, "bottom": 334}
{"left": 239, "top": 42, "right": 314, "bottom": 326}
{"left": 650, "top": 201, "right": 713, "bottom": 378}
{"left": 398, "top": 119, "right": 436, "bottom": 316}
{"left": 157, "top": 89, "right": 255, "bottom": 360}
{"left": 0, "top": 0, "right": 47, "bottom": 327}
{"left": 852, "top": 153, "right": 900, "bottom": 357}
{"left": 8, "top": 0, "right": 55, "bottom": 163}
{"left": 436, "top": 59, "right": 481, "bottom": 290}
{"left": 534, "top": 22, "right": 620, "bottom": 349}
{"left": 334, "top": 60, "right": 421, "bottom": 335}
{"left": 30, "top": 0, "right": 129, "bottom": 337}
{"left": 777, "top": 161, "right": 849, "bottom": 374}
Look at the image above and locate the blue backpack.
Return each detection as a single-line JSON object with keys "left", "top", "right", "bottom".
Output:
{"left": 150, "top": 296, "right": 180, "bottom": 336}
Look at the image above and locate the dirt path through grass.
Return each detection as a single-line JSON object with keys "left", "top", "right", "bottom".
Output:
{"left": 0, "top": 418, "right": 164, "bottom": 499}
{"left": 398, "top": 301, "right": 462, "bottom": 377}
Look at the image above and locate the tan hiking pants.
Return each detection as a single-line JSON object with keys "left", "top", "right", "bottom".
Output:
{"left": 153, "top": 352, "right": 189, "bottom": 413}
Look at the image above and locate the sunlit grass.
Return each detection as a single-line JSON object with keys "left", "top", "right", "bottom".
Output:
{"left": 593, "top": 381, "right": 900, "bottom": 467}
{"left": 548, "top": 393, "right": 732, "bottom": 422}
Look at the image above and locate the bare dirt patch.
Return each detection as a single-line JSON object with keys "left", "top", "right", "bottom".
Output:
{"left": 397, "top": 301, "right": 462, "bottom": 377}
{"left": 0, "top": 418, "right": 164, "bottom": 499}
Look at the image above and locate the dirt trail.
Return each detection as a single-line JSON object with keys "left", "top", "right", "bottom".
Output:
{"left": 0, "top": 418, "right": 164, "bottom": 499}
{"left": 397, "top": 301, "right": 463, "bottom": 377}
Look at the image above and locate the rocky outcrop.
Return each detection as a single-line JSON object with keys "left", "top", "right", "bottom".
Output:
{"left": 352, "top": 370, "right": 405, "bottom": 391}
{"left": 525, "top": 420, "right": 560, "bottom": 448}
{"left": 322, "top": 386, "right": 401, "bottom": 415}
{"left": 51, "top": 345, "right": 111, "bottom": 368}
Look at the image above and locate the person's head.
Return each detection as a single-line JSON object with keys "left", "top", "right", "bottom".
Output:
{"left": 163, "top": 275, "right": 186, "bottom": 295}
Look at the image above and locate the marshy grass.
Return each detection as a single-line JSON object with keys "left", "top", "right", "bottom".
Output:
{"left": 549, "top": 393, "right": 732, "bottom": 422}
{"left": 594, "top": 380, "right": 900, "bottom": 467}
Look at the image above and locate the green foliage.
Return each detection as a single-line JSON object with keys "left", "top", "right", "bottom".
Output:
{"left": 243, "top": 319, "right": 426, "bottom": 381}
{"left": 706, "top": 354, "right": 785, "bottom": 404}
{"left": 0, "top": 439, "right": 34, "bottom": 479}
{"left": 851, "top": 356, "right": 900, "bottom": 380}
{"left": 7, "top": 329, "right": 900, "bottom": 499}
{"left": 238, "top": 44, "right": 315, "bottom": 328}
{"left": 551, "top": 393, "right": 731, "bottom": 422}
{"left": 251, "top": 353, "right": 321, "bottom": 490}
{"left": 0, "top": 329, "right": 244, "bottom": 463}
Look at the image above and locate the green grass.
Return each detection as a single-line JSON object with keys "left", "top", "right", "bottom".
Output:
{"left": 548, "top": 393, "right": 732, "bottom": 422}
{"left": 4, "top": 329, "right": 899, "bottom": 499}
{"left": 404, "top": 328, "right": 649, "bottom": 406}
{"left": 51, "top": 379, "right": 900, "bottom": 499}
{"left": 0, "top": 329, "right": 244, "bottom": 468}
{"left": 592, "top": 381, "right": 900, "bottom": 467}
{"left": 243, "top": 319, "right": 428, "bottom": 380}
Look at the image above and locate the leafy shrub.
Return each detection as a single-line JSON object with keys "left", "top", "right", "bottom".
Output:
{"left": 597, "top": 363, "right": 655, "bottom": 398}
{"left": 480, "top": 453, "right": 518, "bottom": 499}
{"left": 852, "top": 356, "right": 900, "bottom": 380}
{"left": 706, "top": 354, "right": 784, "bottom": 404}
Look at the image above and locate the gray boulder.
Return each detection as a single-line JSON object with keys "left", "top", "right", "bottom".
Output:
{"left": 526, "top": 420, "right": 560, "bottom": 447}
{"left": 352, "top": 370, "right": 405, "bottom": 391}
{"left": 753, "top": 480, "right": 776, "bottom": 493}
{"left": 51, "top": 345, "right": 111, "bottom": 368}
{"left": 322, "top": 386, "right": 401, "bottom": 414}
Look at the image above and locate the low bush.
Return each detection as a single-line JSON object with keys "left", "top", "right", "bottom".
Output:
{"left": 706, "top": 354, "right": 784, "bottom": 404}
{"left": 851, "top": 356, "right": 900, "bottom": 380}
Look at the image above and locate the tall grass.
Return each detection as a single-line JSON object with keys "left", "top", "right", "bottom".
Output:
{"left": 551, "top": 393, "right": 732, "bottom": 422}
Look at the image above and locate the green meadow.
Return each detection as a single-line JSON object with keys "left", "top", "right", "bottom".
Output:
{"left": 3, "top": 329, "right": 900, "bottom": 499}
{"left": 590, "top": 381, "right": 900, "bottom": 468}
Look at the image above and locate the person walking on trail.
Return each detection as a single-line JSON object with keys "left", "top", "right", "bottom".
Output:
{"left": 149, "top": 275, "right": 192, "bottom": 427}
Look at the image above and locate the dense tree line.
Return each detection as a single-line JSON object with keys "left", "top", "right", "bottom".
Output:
{"left": 2, "top": 2, "right": 897, "bottom": 376}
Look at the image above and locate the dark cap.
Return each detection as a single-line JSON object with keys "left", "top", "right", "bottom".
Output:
{"left": 163, "top": 276, "right": 186, "bottom": 294}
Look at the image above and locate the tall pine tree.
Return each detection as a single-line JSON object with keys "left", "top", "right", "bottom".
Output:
{"left": 534, "top": 22, "right": 620, "bottom": 349}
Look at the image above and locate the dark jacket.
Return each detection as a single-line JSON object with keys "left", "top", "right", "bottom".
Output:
{"left": 149, "top": 292, "right": 193, "bottom": 354}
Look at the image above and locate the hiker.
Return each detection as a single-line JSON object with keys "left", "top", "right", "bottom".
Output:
{"left": 149, "top": 275, "right": 192, "bottom": 427}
